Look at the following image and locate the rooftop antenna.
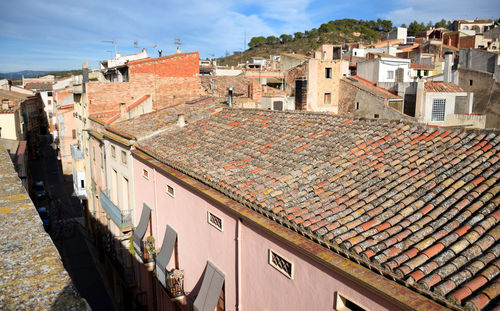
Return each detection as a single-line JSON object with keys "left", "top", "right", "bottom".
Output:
{"left": 134, "top": 40, "right": 139, "bottom": 49}
{"left": 174, "top": 38, "right": 182, "bottom": 53}
{"left": 102, "top": 40, "right": 117, "bottom": 57}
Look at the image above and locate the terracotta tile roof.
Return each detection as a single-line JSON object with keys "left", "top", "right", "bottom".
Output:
{"left": 139, "top": 108, "right": 500, "bottom": 310}
{"left": 425, "top": 82, "right": 465, "bottom": 93}
{"left": 410, "top": 63, "right": 434, "bottom": 69}
{"left": 281, "top": 53, "right": 308, "bottom": 60}
{"left": 0, "top": 145, "right": 86, "bottom": 310}
{"left": 24, "top": 83, "right": 53, "bottom": 91}
{"left": 109, "top": 97, "right": 226, "bottom": 140}
{"left": 201, "top": 75, "right": 251, "bottom": 97}
{"left": 126, "top": 94, "right": 150, "bottom": 112}
{"left": 262, "top": 85, "right": 286, "bottom": 97}
{"left": 347, "top": 76, "right": 401, "bottom": 99}
{"left": 89, "top": 111, "right": 120, "bottom": 124}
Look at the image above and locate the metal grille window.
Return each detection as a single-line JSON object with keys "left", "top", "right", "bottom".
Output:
{"left": 432, "top": 99, "right": 446, "bottom": 121}
{"left": 269, "top": 250, "right": 293, "bottom": 279}
{"left": 387, "top": 70, "right": 394, "bottom": 79}
{"left": 166, "top": 184, "right": 175, "bottom": 197}
{"left": 207, "top": 211, "right": 223, "bottom": 231}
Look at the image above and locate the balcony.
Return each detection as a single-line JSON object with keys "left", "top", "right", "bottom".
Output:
{"left": 103, "top": 234, "right": 136, "bottom": 287}
{"left": 70, "top": 144, "right": 84, "bottom": 161}
{"left": 99, "top": 190, "right": 133, "bottom": 231}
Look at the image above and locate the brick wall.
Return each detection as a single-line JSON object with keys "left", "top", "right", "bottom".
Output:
{"left": 248, "top": 81, "right": 262, "bottom": 103}
{"left": 86, "top": 52, "right": 202, "bottom": 114}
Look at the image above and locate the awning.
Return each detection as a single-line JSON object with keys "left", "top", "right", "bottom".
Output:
{"left": 156, "top": 225, "right": 177, "bottom": 287}
{"left": 193, "top": 261, "right": 225, "bottom": 311}
{"left": 133, "top": 203, "right": 151, "bottom": 254}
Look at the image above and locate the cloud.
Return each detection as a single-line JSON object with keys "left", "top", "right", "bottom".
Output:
{"left": 381, "top": 0, "right": 500, "bottom": 25}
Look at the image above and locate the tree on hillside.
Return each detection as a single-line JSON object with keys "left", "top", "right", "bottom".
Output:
{"left": 279, "top": 34, "right": 293, "bottom": 44}
{"left": 407, "top": 21, "right": 427, "bottom": 36}
{"left": 294, "top": 32, "right": 304, "bottom": 39}
{"left": 401, "top": 23, "right": 407, "bottom": 28}
{"left": 379, "top": 20, "right": 393, "bottom": 32}
{"left": 248, "top": 36, "right": 266, "bottom": 49}
{"left": 266, "top": 36, "right": 280, "bottom": 45}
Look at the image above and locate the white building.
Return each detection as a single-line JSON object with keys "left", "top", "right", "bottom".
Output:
{"left": 356, "top": 57, "right": 412, "bottom": 84}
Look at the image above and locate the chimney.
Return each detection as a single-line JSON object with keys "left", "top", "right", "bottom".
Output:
{"left": 158, "top": 50, "right": 162, "bottom": 57}
{"left": 119, "top": 102, "right": 127, "bottom": 120}
{"left": 82, "top": 62, "right": 89, "bottom": 83}
{"left": 443, "top": 52, "right": 453, "bottom": 82}
{"left": 116, "top": 52, "right": 121, "bottom": 58}
{"left": 177, "top": 114, "right": 185, "bottom": 127}
{"left": 176, "top": 47, "right": 181, "bottom": 54}
{"left": 2, "top": 100, "right": 9, "bottom": 110}
{"left": 227, "top": 87, "right": 233, "bottom": 107}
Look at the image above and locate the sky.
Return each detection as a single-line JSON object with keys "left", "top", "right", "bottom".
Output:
{"left": 0, "top": 0, "right": 499, "bottom": 72}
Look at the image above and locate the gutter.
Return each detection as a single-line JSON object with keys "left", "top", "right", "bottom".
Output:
{"left": 131, "top": 147, "right": 453, "bottom": 311}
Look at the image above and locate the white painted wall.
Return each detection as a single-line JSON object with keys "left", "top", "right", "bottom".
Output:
{"left": 356, "top": 60, "right": 379, "bottom": 83}
{"left": 377, "top": 58, "right": 412, "bottom": 83}
{"left": 0, "top": 113, "right": 19, "bottom": 140}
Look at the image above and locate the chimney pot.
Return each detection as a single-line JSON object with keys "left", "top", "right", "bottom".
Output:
{"left": 177, "top": 114, "right": 186, "bottom": 127}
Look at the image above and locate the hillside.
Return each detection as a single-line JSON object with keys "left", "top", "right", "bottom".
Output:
{"left": 216, "top": 18, "right": 454, "bottom": 66}
{"left": 0, "top": 69, "right": 82, "bottom": 80}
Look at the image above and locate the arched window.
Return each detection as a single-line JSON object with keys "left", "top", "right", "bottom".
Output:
{"left": 464, "top": 26, "right": 469, "bottom": 30}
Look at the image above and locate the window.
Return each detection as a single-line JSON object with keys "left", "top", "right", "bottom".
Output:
{"left": 335, "top": 293, "right": 366, "bottom": 311}
{"left": 166, "top": 184, "right": 175, "bottom": 197}
{"left": 80, "top": 179, "right": 85, "bottom": 189}
{"left": 72, "top": 129, "right": 76, "bottom": 139}
{"left": 374, "top": 114, "right": 380, "bottom": 119}
{"left": 387, "top": 70, "right": 394, "bottom": 79}
{"left": 121, "top": 150, "right": 127, "bottom": 165}
{"left": 470, "top": 80, "right": 473, "bottom": 86}
{"left": 48, "top": 92, "right": 53, "bottom": 97}
{"left": 432, "top": 99, "right": 446, "bottom": 121}
{"left": 424, "top": 70, "right": 429, "bottom": 76}
{"left": 269, "top": 249, "right": 293, "bottom": 279}
{"left": 355, "top": 102, "right": 360, "bottom": 110}
{"left": 208, "top": 211, "right": 223, "bottom": 231}
{"left": 325, "top": 67, "right": 332, "bottom": 79}
{"left": 143, "top": 169, "right": 149, "bottom": 179}
{"left": 464, "top": 26, "right": 469, "bottom": 30}
{"left": 324, "top": 93, "right": 332, "bottom": 105}
{"left": 111, "top": 145, "right": 116, "bottom": 158}
{"left": 122, "top": 177, "right": 129, "bottom": 209}
{"left": 217, "top": 284, "right": 225, "bottom": 311}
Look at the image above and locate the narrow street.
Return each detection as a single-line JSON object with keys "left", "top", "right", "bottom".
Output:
{"left": 30, "top": 135, "right": 116, "bottom": 311}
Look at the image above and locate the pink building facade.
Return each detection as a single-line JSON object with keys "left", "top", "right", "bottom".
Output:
{"left": 131, "top": 151, "right": 444, "bottom": 311}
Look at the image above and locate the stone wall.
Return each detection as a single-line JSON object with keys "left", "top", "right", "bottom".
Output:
{"left": 458, "top": 68, "right": 500, "bottom": 129}
{"left": 339, "top": 80, "right": 412, "bottom": 120}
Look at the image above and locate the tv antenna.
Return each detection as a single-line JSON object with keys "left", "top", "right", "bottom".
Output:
{"left": 174, "top": 38, "right": 182, "bottom": 48}
{"left": 134, "top": 40, "right": 139, "bottom": 49}
{"left": 102, "top": 40, "right": 117, "bottom": 56}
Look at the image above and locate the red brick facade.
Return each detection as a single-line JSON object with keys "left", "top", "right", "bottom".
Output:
{"left": 87, "top": 52, "right": 201, "bottom": 114}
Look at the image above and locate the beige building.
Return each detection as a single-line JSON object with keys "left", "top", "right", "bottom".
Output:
{"left": 451, "top": 19, "right": 495, "bottom": 33}
{"left": 293, "top": 45, "right": 349, "bottom": 113}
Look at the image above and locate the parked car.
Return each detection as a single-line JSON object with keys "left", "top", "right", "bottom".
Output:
{"left": 34, "top": 181, "right": 46, "bottom": 198}
{"left": 37, "top": 206, "right": 50, "bottom": 231}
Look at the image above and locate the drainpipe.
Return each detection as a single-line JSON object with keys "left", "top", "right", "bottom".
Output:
{"left": 236, "top": 218, "right": 242, "bottom": 310}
